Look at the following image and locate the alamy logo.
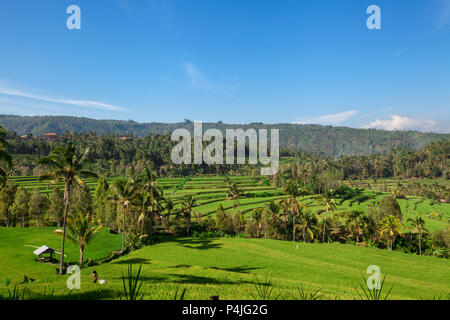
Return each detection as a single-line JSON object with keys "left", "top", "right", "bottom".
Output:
{"left": 171, "top": 122, "right": 279, "bottom": 175}
{"left": 66, "top": 265, "right": 81, "bottom": 290}
{"left": 366, "top": 5, "right": 381, "bottom": 30}
{"left": 66, "top": 5, "right": 81, "bottom": 30}
{"left": 366, "top": 265, "right": 381, "bottom": 289}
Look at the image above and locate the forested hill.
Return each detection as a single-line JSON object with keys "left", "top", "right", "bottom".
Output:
{"left": 1, "top": 114, "right": 448, "bottom": 157}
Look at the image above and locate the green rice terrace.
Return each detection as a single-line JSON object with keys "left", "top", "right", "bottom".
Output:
{"left": 6, "top": 175, "right": 449, "bottom": 231}
{"left": 1, "top": 175, "right": 449, "bottom": 300}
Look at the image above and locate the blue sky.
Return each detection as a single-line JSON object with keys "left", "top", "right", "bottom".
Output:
{"left": 0, "top": 0, "right": 449, "bottom": 132}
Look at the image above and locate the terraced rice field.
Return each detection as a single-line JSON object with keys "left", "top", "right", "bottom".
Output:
{"left": 7, "top": 176, "right": 449, "bottom": 232}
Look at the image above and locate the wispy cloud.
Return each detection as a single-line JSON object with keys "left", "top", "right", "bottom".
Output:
{"left": 433, "top": 0, "right": 450, "bottom": 31}
{"left": 182, "top": 62, "right": 235, "bottom": 98}
{"left": 294, "top": 110, "right": 358, "bottom": 125}
{"left": 363, "top": 115, "right": 437, "bottom": 132}
{"left": 0, "top": 87, "right": 124, "bottom": 111}
{"left": 183, "top": 63, "right": 210, "bottom": 90}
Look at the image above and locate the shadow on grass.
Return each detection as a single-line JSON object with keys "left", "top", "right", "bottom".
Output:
{"left": 170, "top": 264, "right": 192, "bottom": 269}
{"left": 29, "top": 288, "right": 119, "bottom": 300}
{"left": 167, "top": 274, "right": 255, "bottom": 286}
{"left": 113, "top": 258, "right": 151, "bottom": 265}
{"left": 209, "top": 266, "right": 261, "bottom": 274}
{"left": 163, "top": 238, "right": 223, "bottom": 250}
{"left": 111, "top": 275, "right": 167, "bottom": 283}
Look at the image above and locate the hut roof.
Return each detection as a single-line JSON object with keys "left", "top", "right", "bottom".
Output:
{"left": 33, "top": 245, "right": 57, "bottom": 256}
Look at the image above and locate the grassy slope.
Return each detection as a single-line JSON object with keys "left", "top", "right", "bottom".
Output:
{"left": 0, "top": 227, "right": 120, "bottom": 282}
{"left": 0, "top": 228, "right": 449, "bottom": 300}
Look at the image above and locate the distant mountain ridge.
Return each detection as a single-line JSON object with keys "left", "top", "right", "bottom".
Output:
{"left": 1, "top": 114, "right": 448, "bottom": 157}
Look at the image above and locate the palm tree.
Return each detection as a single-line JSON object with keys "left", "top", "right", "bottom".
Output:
{"left": 227, "top": 182, "right": 242, "bottom": 217}
{"left": 282, "top": 179, "right": 308, "bottom": 241}
{"left": 279, "top": 198, "right": 291, "bottom": 239}
{"left": 252, "top": 208, "right": 263, "bottom": 238}
{"left": 138, "top": 167, "right": 163, "bottom": 202}
{"left": 407, "top": 214, "right": 427, "bottom": 255}
{"left": 346, "top": 210, "right": 367, "bottom": 245}
{"left": 320, "top": 190, "right": 337, "bottom": 243}
{"left": 263, "top": 201, "right": 281, "bottom": 239}
{"left": 181, "top": 194, "right": 197, "bottom": 236}
{"left": 297, "top": 210, "right": 318, "bottom": 242}
{"left": 162, "top": 198, "right": 174, "bottom": 231}
{"left": 37, "top": 142, "right": 97, "bottom": 274}
{"left": 0, "top": 127, "right": 12, "bottom": 190}
{"left": 55, "top": 212, "right": 103, "bottom": 267}
{"left": 107, "top": 178, "right": 138, "bottom": 254}
{"left": 380, "top": 215, "right": 403, "bottom": 251}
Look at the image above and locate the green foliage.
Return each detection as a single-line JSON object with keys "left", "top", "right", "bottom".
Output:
{"left": 29, "top": 188, "right": 45, "bottom": 227}
{"left": 294, "top": 284, "right": 324, "bottom": 300}
{"left": 48, "top": 187, "right": 64, "bottom": 227}
{"left": 121, "top": 263, "right": 144, "bottom": 300}
{"left": 379, "top": 196, "right": 402, "bottom": 221}
{"left": 356, "top": 274, "right": 392, "bottom": 300}
{"left": 11, "top": 187, "right": 30, "bottom": 227}
{"left": 247, "top": 275, "right": 279, "bottom": 300}
{"left": 215, "top": 205, "right": 233, "bottom": 236}
{"left": 2, "top": 115, "right": 449, "bottom": 157}
{"left": 0, "top": 182, "right": 17, "bottom": 226}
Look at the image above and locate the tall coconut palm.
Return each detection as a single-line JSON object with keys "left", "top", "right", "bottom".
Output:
{"left": 0, "top": 127, "right": 12, "bottom": 190}
{"left": 297, "top": 210, "right": 318, "bottom": 242}
{"left": 279, "top": 198, "right": 291, "bottom": 239}
{"left": 138, "top": 167, "right": 163, "bottom": 202}
{"left": 181, "top": 194, "right": 197, "bottom": 236}
{"left": 320, "top": 190, "right": 337, "bottom": 243}
{"left": 227, "top": 182, "right": 242, "bottom": 217}
{"left": 252, "top": 208, "right": 264, "bottom": 238}
{"left": 283, "top": 179, "right": 308, "bottom": 241}
{"left": 162, "top": 198, "right": 174, "bottom": 231}
{"left": 55, "top": 212, "right": 103, "bottom": 267}
{"left": 407, "top": 214, "right": 427, "bottom": 255}
{"left": 380, "top": 215, "right": 403, "bottom": 251}
{"left": 106, "top": 178, "right": 138, "bottom": 254}
{"left": 37, "top": 142, "right": 97, "bottom": 274}
{"left": 346, "top": 210, "right": 367, "bottom": 245}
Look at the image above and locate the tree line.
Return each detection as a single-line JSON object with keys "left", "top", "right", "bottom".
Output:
{"left": 2, "top": 114, "right": 449, "bottom": 156}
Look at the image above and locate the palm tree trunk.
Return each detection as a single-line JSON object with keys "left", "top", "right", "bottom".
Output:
{"left": 291, "top": 197, "right": 295, "bottom": 242}
{"left": 302, "top": 225, "right": 306, "bottom": 242}
{"left": 121, "top": 206, "right": 125, "bottom": 254}
{"left": 356, "top": 223, "right": 360, "bottom": 245}
{"left": 419, "top": 230, "right": 422, "bottom": 256}
{"left": 322, "top": 212, "right": 327, "bottom": 243}
{"left": 59, "top": 182, "right": 71, "bottom": 275}
{"left": 285, "top": 213, "right": 288, "bottom": 240}
{"left": 80, "top": 244, "right": 84, "bottom": 267}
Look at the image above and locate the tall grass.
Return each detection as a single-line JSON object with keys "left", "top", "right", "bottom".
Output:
{"left": 356, "top": 274, "right": 392, "bottom": 300}
{"left": 121, "top": 263, "right": 144, "bottom": 300}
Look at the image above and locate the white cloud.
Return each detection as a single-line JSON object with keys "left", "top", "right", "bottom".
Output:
{"left": 294, "top": 110, "right": 358, "bottom": 125}
{"left": 0, "top": 87, "right": 123, "bottom": 111}
{"left": 363, "top": 115, "right": 437, "bottom": 132}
